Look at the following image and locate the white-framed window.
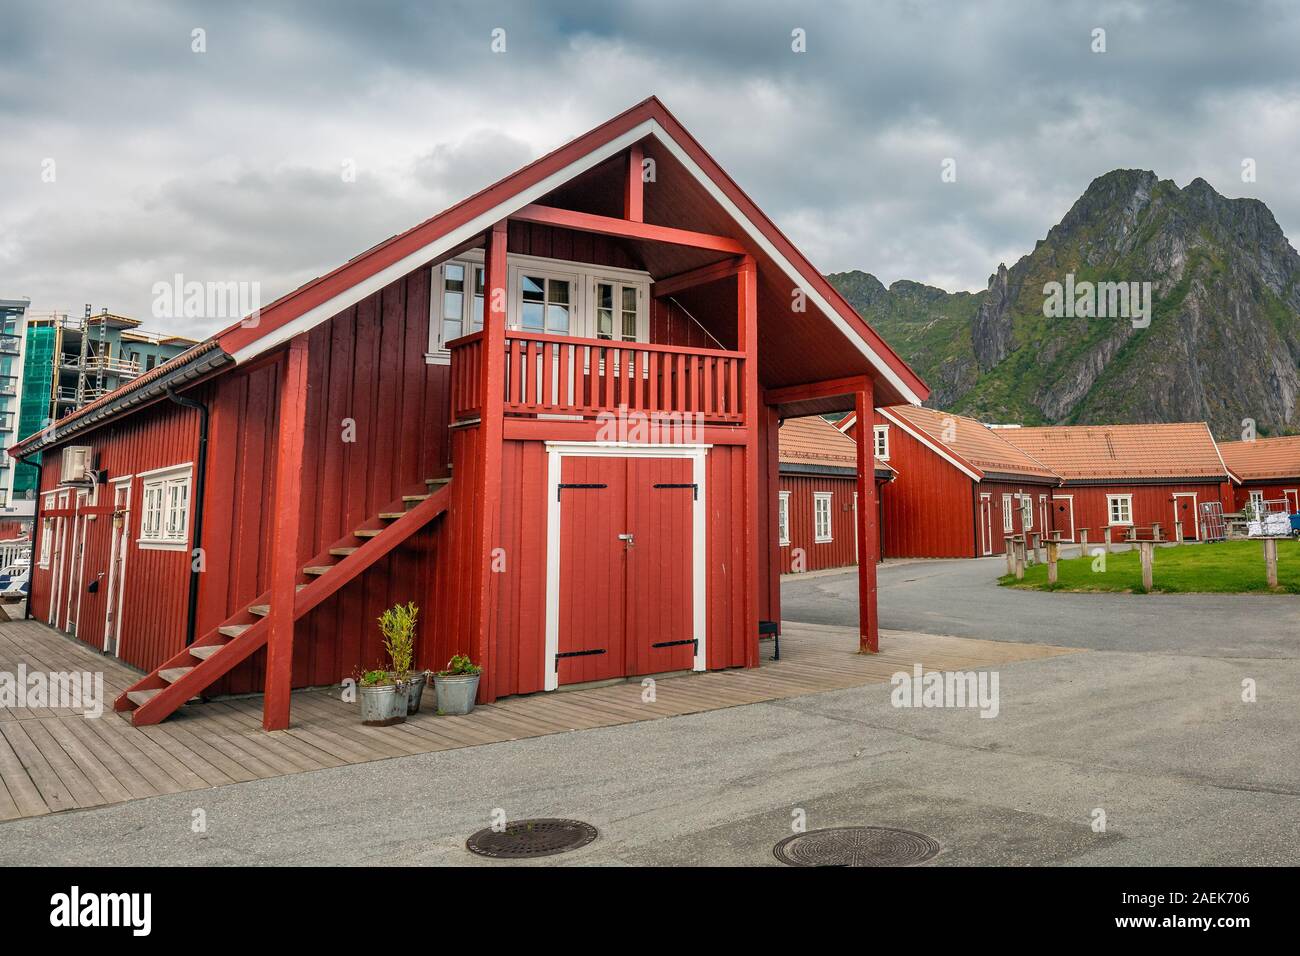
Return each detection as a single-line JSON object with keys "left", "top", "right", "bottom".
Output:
{"left": 1108, "top": 494, "right": 1133, "bottom": 526}
{"left": 138, "top": 464, "right": 192, "bottom": 550}
{"left": 1002, "top": 494, "right": 1014, "bottom": 532}
{"left": 39, "top": 494, "right": 55, "bottom": 568}
{"left": 813, "top": 491, "right": 833, "bottom": 544}
{"left": 1248, "top": 490, "right": 1265, "bottom": 513}
{"left": 1019, "top": 493, "right": 1033, "bottom": 530}
{"left": 427, "top": 252, "right": 649, "bottom": 361}
{"left": 778, "top": 491, "right": 791, "bottom": 546}
{"left": 873, "top": 424, "right": 889, "bottom": 461}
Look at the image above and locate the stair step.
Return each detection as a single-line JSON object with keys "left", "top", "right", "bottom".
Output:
{"left": 249, "top": 604, "right": 270, "bottom": 617}
{"left": 354, "top": 528, "right": 382, "bottom": 538}
{"left": 126, "top": 689, "right": 162, "bottom": 706}
{"left": 189, "top": 644, "right": 225, "bottom": 661}
{"left": 329, "top": 547, "right": 357, "bottom": 557}
{"left": 403, "top": 494, "right": 430, "bottom": 504}
{"left": 379, "top": 512, "right": 405, "bottom": 520}
{"left": 304, "top": 565, "right": 332, "bottom": 576}
{"left": 426, "top": 477, "right": 451, "bottom": 487}
{"left": 159, "top": 666, "right": 194, "bottom": 683}
{"left": 218, "top": 624, "right": 251, "bottom": 638}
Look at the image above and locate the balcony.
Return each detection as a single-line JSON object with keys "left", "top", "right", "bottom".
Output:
{"left": 0, "top": 334, "right": 19, "bottom": 356}
{"left": 84, "top": 354, "right": 141, "bottom": 378}
{"left": 450, "top": 330, "right": 746, "bottom": 425}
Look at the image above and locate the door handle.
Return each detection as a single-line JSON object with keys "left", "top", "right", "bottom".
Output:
{"left": 618, "top": 533, "right": 635, "bottom": 549}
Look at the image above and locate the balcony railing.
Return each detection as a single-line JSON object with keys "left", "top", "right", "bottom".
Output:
{"left": 450, "top": 330, "right": 745, "bottom": 425}
{"left": 84, "top": 354, "right": 141, "bottom": 377}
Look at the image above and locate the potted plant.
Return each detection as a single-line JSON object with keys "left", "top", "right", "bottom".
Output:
{"left": 378, "top": 602, "right": 427, "bottom": 714}
{"left": 433, "top": 654, "right": 481, "bottom": 716}
{"left": 358, "top": 669, "right": 409, "bottom": 726}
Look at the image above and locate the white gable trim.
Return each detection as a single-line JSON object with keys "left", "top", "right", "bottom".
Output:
{"left": 232, "top": 119, "right": 925, "bottom": 406}
{"left": 878, "top": 407, "right": 982, "bottom": 481}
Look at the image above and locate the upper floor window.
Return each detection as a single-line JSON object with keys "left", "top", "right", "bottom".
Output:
{"left": 873, "top": 425, "right": 889, "bottom": 460}
{"left": 428, "top": 252, "right": 648, "bottom": 362}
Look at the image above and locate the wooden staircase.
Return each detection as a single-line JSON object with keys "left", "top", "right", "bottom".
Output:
{"left": 114, "top": 477, "right": 452, "bottom": 726}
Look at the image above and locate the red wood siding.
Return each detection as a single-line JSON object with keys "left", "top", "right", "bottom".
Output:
{"left": 1060, "top": 482, "right": 1225, "bottom": 542}
{"left": 778, "top": 474, "right": 860, "bottom": 572}
{"left": 874, "top": 412, "right": 976, "bottom": 559}
{"left": 980, "top": 480, "right": 1056, "bottom": 555}
{"left": 30, "top": 399, "right": 200, "bottom": 672}
{"left": 1229, "top": 481, "right": 1300, "bottom": 512}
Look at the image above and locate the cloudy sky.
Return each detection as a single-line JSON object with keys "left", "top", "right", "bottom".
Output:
{"left": 3, "top": 0, "right": 1299, "bottom": 338}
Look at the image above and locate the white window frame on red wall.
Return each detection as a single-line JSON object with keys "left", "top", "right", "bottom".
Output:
{"left": 1107, "top": 494, "right": 1134, "bottom": 526}
{"left": 426, "top": 252, "right": 650, "bottom": 362}
{"left": 873, "top": 424, "right": 889, "bottom": 460}
{"left": 1002, "top": 494, "right": 1014, "bottom": 532}
{"left": 813, "top": 491, "right": 833, "bottom": 544}
{"left": 137, "top": 463, "right": 193, "bottom": 551}
{"left": 777, "top": 490, "right": 791, "bottom": 546}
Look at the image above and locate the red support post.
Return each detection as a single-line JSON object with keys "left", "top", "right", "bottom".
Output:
{"left": 470, "top": 220, "right": 508, "bottom": 701}
{"left": 854, "top": 384, "right": 880, "bottom": 653}
{"left": 624, "top": 142, "right": 644, "bottom": 222}
{"left": 263, "top": 333, "right": 309, "bottom": 730}
{"left": 738, "top": 256, "right": 760, "bottom": 667}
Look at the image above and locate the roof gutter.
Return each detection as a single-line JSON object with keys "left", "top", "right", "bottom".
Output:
{"left": 8, "top": 342, "right": 232, "bottom": 458}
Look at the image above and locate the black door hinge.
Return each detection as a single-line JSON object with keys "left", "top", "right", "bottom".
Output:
{"left": 557, "top": 482, "right": 608, "bottom": 501}
{"left": 652, "top": 482, "right": 698, "bottom": 500}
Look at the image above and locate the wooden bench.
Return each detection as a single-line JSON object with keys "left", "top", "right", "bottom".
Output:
{"left": 759, "top": 620, "right": 780, "bottom": 660}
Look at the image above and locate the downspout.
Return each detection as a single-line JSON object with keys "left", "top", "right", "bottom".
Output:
{"left": 166, "top": 388, "right": 208, "bottom": 646}
{"left": 16, "top": 452, "right": 43, "bottom": 620}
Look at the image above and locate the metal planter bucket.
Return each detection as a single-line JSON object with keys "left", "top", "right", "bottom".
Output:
{"left": 433, "top": 673, "right": 480, "bottom": 716}
{"left": 406, "top": 672, "right": 429, "bottom": 714}
{"left": 359, "top": 681, "right": 409, "bottom": 726}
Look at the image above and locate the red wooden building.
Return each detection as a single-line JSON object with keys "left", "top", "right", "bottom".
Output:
{"left": 776, "top": 415, "right": 892, "bottom": 572}
{"left": 999, "top": 423, "right": 1231, "bottom": 541}
{"left": 845, "top": 406, "right": 1059, "bottom": 559}
{"left": 1217, "top": 435, "right": 1300, "bottom": 513}
{"left": 9, "top": 97, "right": 928, "bottom": 729}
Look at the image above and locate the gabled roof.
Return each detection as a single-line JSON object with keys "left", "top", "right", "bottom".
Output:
{"left": 880, "top": 406, "right": 1059, "bottom": 482}
{"left": 1218, "top": 435, "right": 1300, "bottom": 482}
{"left": 999, "top": 422, "right": 1229, "bottom": 482}
{"left": 779, "top": 415, "right": 892, "bottom": 476}
{"left": 9, "top": 96, "right": 926, "bottom": 458}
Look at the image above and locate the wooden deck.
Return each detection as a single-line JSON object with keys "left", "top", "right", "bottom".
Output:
{"left": 0, "top": 617, "right": 1080, "bottom": 821}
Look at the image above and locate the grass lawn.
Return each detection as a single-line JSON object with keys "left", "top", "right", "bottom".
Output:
{"left": 999, "top": 539, "right": 1300, "bottom": 594}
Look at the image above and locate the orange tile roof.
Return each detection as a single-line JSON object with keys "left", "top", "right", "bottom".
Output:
{"left": 779, "top": 415, "right": 891, "bottom": 474}
{"left": 882, "top": 405, "right": 1058, "bottom": 481}
{"left": 999, "top": 423, "right": 1228, "bottom": 482}
{"left": 1218, "top": 435, "right": 1300, "bottom": 481}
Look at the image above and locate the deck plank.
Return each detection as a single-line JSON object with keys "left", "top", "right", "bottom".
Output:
{"left": 0, "top": 618, "right": 1081, "bottom": 821}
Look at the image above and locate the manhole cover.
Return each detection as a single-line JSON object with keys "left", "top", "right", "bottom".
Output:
{"left": 773, "top": 826, "right": 940, "bottom": 867}
{"left": 466, "top": 818, "right": 598, "bottom": 859}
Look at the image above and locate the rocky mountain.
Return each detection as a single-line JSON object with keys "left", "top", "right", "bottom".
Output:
{"left": 831, "top": 170, "right": 1300, "bottom": 438}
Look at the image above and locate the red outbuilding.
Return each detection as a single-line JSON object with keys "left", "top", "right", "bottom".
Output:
{"left": 1217, "top": 435, "right": 1300, "bottom": 514}
{"left": 9, "top": 97, "right": 929, "bottom": 729}
{"left": 999, "top": 423, "right": 1231, "bottom": 542}
{"left": 841, "top": 405, "right": 1059, "bottom": 558}
{"left": 776, "top": 414, "right": 892, "bottom": 572}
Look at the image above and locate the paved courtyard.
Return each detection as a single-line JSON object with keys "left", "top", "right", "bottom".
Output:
{"left": 2, "top": 556, "right": 1297, "bottom": 866}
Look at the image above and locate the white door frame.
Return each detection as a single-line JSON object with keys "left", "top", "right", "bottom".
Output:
{"left": 1054, "top": 494, "right": 1075, "bottom": 542}
{"left": 1173, "top": 492, "right": 1198, "bottom": 539}
{"left": 66, "top": 488, "right": 90, "bottom": 634}
{"left": 1285, "top": 489, "right": 1299, "bottom": 513}
{"left": 543, "top": 442, "right": 709, "bottom": 691}
{"left": 103, "top": 477, "right": 132, "bottom": 658}
{"left": 49, "top": 490, "right": 69, "bottom": 627}
{"left": 979, "top": 492, "right": 992, "bottom": 555}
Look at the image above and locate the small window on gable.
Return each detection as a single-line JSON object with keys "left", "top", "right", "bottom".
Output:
{"left": 873, "top": 425, "right": 889, "bottom": 461}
